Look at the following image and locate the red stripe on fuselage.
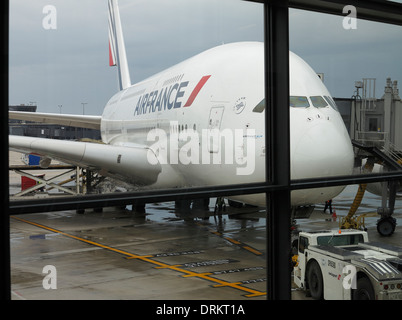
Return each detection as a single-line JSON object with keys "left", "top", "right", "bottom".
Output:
{"left": 183, "top": 75, "right": 211, "bottom": 107}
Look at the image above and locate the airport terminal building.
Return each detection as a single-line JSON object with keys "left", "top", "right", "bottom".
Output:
{"left": 9, "top": 104, "right": 101, "bottom": 140}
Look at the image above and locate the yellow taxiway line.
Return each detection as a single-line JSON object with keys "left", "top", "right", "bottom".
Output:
{"left": 11, "top": 216, "right": 266, "bottom": 298}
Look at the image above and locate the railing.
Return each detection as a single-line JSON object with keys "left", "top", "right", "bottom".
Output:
{"left": 355, "top": 131, "right": 388, "bottom": 148}
{"left": 382, "top": 141, "right": 402, "bottom": 165}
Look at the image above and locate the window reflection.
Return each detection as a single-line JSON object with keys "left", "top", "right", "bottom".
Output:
{"left": 290, "top": 96, "right": 309, "bottom": 108}
{"left": 310, "top": 96, "right": 328, "bottom": 108}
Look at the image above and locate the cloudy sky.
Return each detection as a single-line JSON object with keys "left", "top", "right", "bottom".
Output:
{"left": 9, "top": 0, "right": 402, "bottom": 115}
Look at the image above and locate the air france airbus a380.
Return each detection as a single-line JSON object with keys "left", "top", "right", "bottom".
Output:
{"left": 9, "top": 0, "right": 354, "bottom": 212}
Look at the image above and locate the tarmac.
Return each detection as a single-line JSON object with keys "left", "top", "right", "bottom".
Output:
{"left": 8, "top": 151, "right": 402, "bottom": 301}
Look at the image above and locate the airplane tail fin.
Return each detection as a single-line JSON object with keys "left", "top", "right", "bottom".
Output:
{"left": 108, "top": 0, "right": 131, "bottom": 90}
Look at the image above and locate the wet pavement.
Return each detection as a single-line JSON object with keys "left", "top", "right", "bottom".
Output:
{"left": 10, "top": 201, "right": 268, "bottom": 300}
{"left": 9, "top": 183, "right": 402, "bottom": 301}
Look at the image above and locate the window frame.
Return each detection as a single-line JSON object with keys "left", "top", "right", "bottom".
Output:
{"left": 3, "top": 0, "right": 402, "bottom": 301}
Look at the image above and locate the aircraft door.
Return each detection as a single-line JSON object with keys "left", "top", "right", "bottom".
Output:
{"left": 207, "top": 106, "right": 224, "bottom": 153}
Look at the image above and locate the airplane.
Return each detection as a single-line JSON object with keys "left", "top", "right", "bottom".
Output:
{"left": 9, "top": 0, "right": 355, "bottom": 216}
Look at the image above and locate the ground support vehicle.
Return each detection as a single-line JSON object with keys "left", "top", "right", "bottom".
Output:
{"left": 293, "top": 229, "right": 402, "bottom": 300}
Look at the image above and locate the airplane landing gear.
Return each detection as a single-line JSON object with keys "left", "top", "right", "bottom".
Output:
{"left": 175, "top": 198, "right": 210, "bottom": 221}
{"left": 377, "top": 181, "right": 398, "bottom": 237}
{"left": 376, "top": 216, "right": 397, "bottom": 237}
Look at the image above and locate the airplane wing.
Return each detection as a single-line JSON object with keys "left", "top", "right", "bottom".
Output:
{"left": 9, "top": 135, "right": 161, "bottom": 186}
{"left": 9, "top": 111, "right": 102, "bottom": 130}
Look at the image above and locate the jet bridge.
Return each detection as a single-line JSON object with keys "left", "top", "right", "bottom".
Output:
{"left": 348, "top": 140, "right": 402, "bottom": 236}
{"left": 353, "top": 140, "right": 402, "bottom": 171}
{"left": 337, "top": 78, "right": 402, "bottom": 236}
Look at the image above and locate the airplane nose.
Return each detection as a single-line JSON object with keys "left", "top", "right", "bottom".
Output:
{"left": 291, "top": 121, "right": 354, "bottom": 180}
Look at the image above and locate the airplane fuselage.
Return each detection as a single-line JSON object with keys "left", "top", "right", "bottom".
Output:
{"left": 101, "top": 42, "right": 354, "bottom": 207}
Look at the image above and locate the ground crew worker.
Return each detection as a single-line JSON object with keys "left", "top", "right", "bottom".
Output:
{"left": 324, "top": 199, "right": 333, "bottom": 214}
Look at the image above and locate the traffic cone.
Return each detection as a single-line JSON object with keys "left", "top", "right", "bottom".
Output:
{"left": 332, "top": 207, "right": 337, "bottom": 221}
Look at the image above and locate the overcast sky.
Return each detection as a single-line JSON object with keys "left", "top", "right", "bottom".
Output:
{"left": 9, "top": 0, "right": 402, "bottom": 114}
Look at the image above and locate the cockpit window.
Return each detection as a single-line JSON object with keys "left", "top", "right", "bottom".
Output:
{"left": 252, "top": 99, "right": 265, "bottom": 113}
{"left": 254, "top": 96, "right": 336, "bottom": 111}
{"left": 310, "top": 96, "right": 328, "bottom": 108}
{"left": 324, "top": 96, "right": 340, "bottom": 112}
{"left": 290, "top": 96, "right": 309, "bottom": 108}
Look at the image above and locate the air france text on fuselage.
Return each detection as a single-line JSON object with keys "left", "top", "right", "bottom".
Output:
{"left": 133, "top": 74, "right": 188, "bottom": 116}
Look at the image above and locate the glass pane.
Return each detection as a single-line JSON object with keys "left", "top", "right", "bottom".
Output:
{"left": 289, "top": 8, "right": 402, "bottom": 185}
{"left": 9, "top": 0, "right": 267, "bottom": 301}
{"left": 310, "top": 96, "right": 328, "bottom": 108}
{"left": 323, "top": 95, "right": 339, "bottom": 112}
{"left": 290, "top": 96, "right": 309, "bottom": 108}
{"left": 252, "top": 98, "right": 265, "bottom": 113}
{"left": 289, "top": 9, "right": 402, "bottom": 300}
{"left": 317, "top": 234, "right": 364, "bottom": 246}
{"left": 9, "top": 0, "right": 266, "bottom": 197}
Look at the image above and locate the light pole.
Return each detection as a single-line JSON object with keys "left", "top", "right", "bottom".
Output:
{"left": 81, "top": 102, "right": 88, "bottom": 115}
{"left": 81, "top": 103, "right": 88, "bottom": 139}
